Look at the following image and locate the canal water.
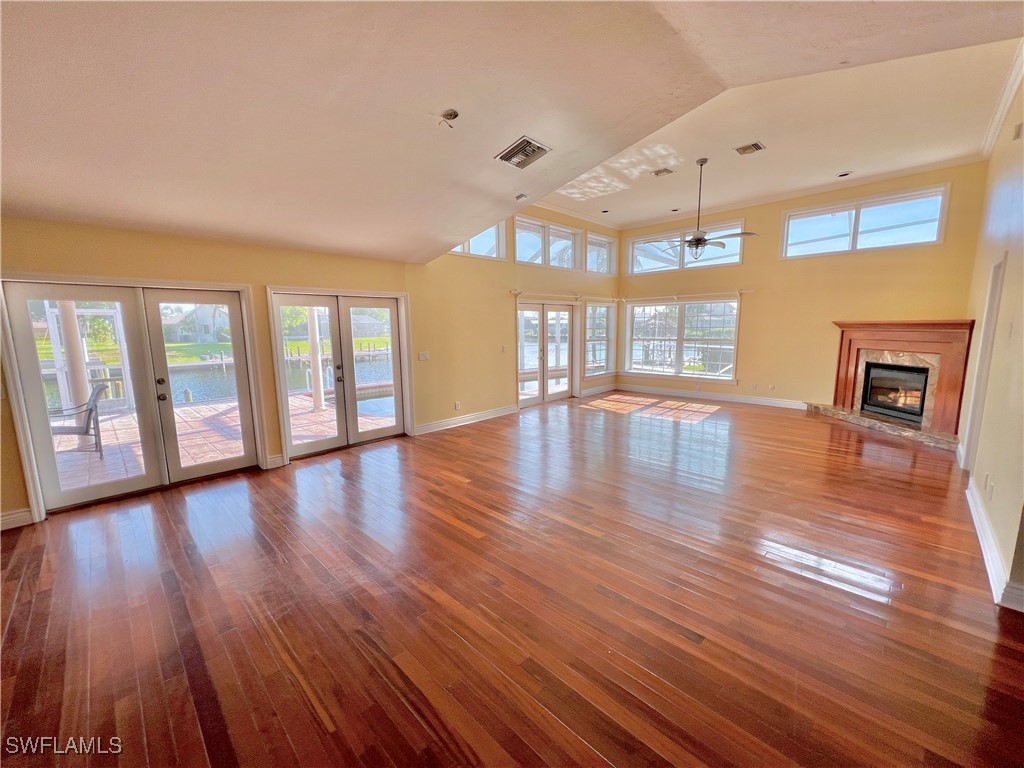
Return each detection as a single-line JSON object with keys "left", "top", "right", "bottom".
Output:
{"left": 43, "top": 357, "right": 394, "bottom": 407}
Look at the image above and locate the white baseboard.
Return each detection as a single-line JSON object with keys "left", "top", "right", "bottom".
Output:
{"left": 616, "top": 385, "right": 808, "bottom": 411}
{"left": 415, "top": 405, "right": 518, "bottom": 436}
{"left": 1000, "top": 580, "right": 1024, "bottom": 612}
{"left": 263, "top": 454, "right": 286, "bottom": 469}
{"left": 582, "top": 383, "right": 616, "bottom": 397}
{"left": 1, "top": 508, "right": 35, "bottom": 531}
{"left": 965, "top": 477, "right": 1010, "bottom": 604}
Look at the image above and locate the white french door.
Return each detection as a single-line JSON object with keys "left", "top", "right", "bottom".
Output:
{"left": 272, "top": 293, "right": 404, "bottom": 459}
{"left": 4, "top": 281, "right": 258, "bottom": 510}
{"left": 517, "top": 303, "right": 573, "bottom": 407}
{"left": 143, "top": 288, "right": 257, "bottom": 482}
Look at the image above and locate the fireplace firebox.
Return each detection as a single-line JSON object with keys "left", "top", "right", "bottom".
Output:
{"left": 861, "top": 362, "right": 929, "bottom": 424}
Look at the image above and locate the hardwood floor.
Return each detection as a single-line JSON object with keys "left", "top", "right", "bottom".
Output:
{"left": 2, "top": 392, "right": 1022, "bottom": 767}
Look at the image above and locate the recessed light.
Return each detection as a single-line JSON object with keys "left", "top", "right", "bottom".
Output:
{"left": 837, "top": 171, "right": 852, "bottom": 178}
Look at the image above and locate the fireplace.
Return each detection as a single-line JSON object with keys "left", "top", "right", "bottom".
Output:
{"left": 861, "top": 362, "right": 928, "bottom": 424}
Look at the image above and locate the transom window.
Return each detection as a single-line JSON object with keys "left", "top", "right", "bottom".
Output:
{"left": 515, "top": 217, "right": 580, "bottom": 269}
{"left": 629, "top": 221, "right": 744, "bottom": 274}
{"left": 451, "top": 223, "right": 505, "bottom": 259}
{"left": 586, "top": 234, "right": 617, "bottom": 274}
{"left": 784, "top": 187, "right": 945, "bottom": 259}
{"left": 627, "top": 299, "right": 738, "bottom": 379}
{"left": 584, "top": 304, "right": 615, "bottom": 376}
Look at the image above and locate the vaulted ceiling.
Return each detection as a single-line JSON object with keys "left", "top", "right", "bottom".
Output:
{"left": 2, "top": 2, "right": 1022, "bottom": 262}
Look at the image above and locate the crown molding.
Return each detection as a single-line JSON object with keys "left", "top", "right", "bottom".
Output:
{"left": 619, "top": 155, "right": 986, "bottom": 233}
{"left": 982, "top": 39, "right": 1024, "bottom": 158}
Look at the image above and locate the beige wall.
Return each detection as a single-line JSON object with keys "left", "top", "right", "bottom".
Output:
{"left": 616, "top": 162, "right": 988, "bottom": 404}
{"left": 961, "top": 85, "right": 1023, "bottom": 582}
{"left": 0, "top": 206, "right": 616, "bottom": 513}
{"left": 0, "top": 391, "right": 30, "bottom": 512}
{"left": 0, "top": 162, "right": 994, "bottom": 519}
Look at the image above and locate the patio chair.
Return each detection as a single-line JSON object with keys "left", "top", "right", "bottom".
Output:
{"left": 49, "top": 383, "right": 109, "bottom": 458}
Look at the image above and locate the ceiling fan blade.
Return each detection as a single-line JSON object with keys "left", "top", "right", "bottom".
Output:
{"left": 705, "top": 241, "right": 728, "bottom": 248}
{"left": 710, "top": 231, "right": 759, "bottom": 240}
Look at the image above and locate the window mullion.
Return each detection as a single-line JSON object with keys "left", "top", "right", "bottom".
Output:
{"left": 674, "top": 302, "right": 686, "bottom": 375}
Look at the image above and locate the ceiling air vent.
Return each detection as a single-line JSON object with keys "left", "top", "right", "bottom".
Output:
{"left": 496, "top": 136, "right": 551, "bottom": 169}
{"left": 734, "top": 141, "right": 767, "bottom": 156}
{"left": 649, "top": 168, "right": 674, "bottom": 177}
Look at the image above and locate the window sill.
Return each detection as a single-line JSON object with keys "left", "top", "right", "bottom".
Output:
{"left": 621, "top": 370, "right": 738, "bottom": 386}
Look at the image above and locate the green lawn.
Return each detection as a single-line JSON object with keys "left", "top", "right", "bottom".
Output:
{"left": 35, "top": 340, "right": 234, "bottom": 364}
{"left": 281, "top": 336, "right": 392, "bottom": 356}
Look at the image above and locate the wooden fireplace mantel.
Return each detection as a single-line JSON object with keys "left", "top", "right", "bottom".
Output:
{"left": 833, "top": 320, "right": 974, "bottom": 435}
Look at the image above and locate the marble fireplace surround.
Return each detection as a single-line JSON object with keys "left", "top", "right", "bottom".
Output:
{"left": 832, "top": 320, "right": 974, "bottom": 436}
{"left": 855, "top": 351, "right": 941, "bottom": 428}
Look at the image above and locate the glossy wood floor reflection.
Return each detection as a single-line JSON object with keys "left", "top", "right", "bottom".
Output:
{"left": 3, "top": 393, "right": 1023, "bottom": 767}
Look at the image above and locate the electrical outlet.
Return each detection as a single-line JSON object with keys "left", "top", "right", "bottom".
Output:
{"left": 418, "top": 351, "right": 430, "bottom": 361}
{"left": 751, "top": 383, "right": 757, "bottom": 391}
{"left": 454, "top": 400, "right": 461, "bottom": 411}
{"left": 502, "top": 344, "right": 507, "bottom": 353}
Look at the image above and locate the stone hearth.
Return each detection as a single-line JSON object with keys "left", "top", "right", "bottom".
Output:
{"left": 806, "top": 403, "right": 958, "bottom": 451}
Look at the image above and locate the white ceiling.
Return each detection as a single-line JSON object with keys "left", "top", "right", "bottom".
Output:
{"left": 541, "top": 38, "right": 1023, "bottom": 229}
{"left": 2, "top": 2, "right": 1022, "bottom": 261}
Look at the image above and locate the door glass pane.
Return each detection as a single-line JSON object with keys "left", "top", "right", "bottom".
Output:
{"left": 349, "top": 306, "right": 397, "bottom": 432}
{"left": 280, "top": 305, "right": 339, "bottom": 445}
{"left": 517, "top": 309, "right": 540, "bottom": 402}
{"left": 31, "top": 298, "right": 145, "bottom": 491}
{"left": 546, "top": 310, "right": 570, "bottom": 395}
{"left": 160, "top": 302, "right": 245, "bottom": 467}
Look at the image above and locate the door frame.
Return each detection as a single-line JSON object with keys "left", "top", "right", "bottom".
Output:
{"left": 1, "top": 273, "right": 269, "bottom": 520}
{"left": 270, "top": 293, "right": 350, "bottom": 458}
{"left": 268, "top": 286, "right": 414, "bottom": 464}
{"left": 339, "top": 295, "right": 406, "bottom": 442}
{"left": 143, "top": 287, "right": 259, "bottom": 483}
{"left": 960, "top": 253, "right": 1007, "bottom": 471}
{"left": 515, "top": 297, "right": 582, "bottom": 409}
{"left": 4, "top": 281, "right": 170, "bottom": 510}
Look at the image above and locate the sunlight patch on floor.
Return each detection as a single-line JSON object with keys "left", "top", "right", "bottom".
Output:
{"left": 636, "top": 400, "right": 720, "bottom": 423}
{"left": 581, "top": 394, "right": 659, "bottom": 414}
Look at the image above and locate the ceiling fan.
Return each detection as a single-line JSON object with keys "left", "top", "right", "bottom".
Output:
{"left": 681, "top": 157, "right": 758, "bottom": 260}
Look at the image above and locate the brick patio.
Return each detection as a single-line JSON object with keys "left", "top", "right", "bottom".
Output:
{"left": 53, "top": 395, "right": 397, "bottom": 490}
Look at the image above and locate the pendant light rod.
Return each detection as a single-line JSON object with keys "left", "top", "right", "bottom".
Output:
{"left": 695, "top": 157, "right": 707, "bottom": 232}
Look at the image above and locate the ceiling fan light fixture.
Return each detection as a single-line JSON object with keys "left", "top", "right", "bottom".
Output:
{"left": 683, "top": 157, "right": 758, "bottom": 261}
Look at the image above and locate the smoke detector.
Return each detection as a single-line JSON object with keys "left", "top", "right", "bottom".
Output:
{"left": 496, "top": 136, "right": 550, "bottom": 169}
{"left": 734, "top": 141, "right": 767, "bottom": 156}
